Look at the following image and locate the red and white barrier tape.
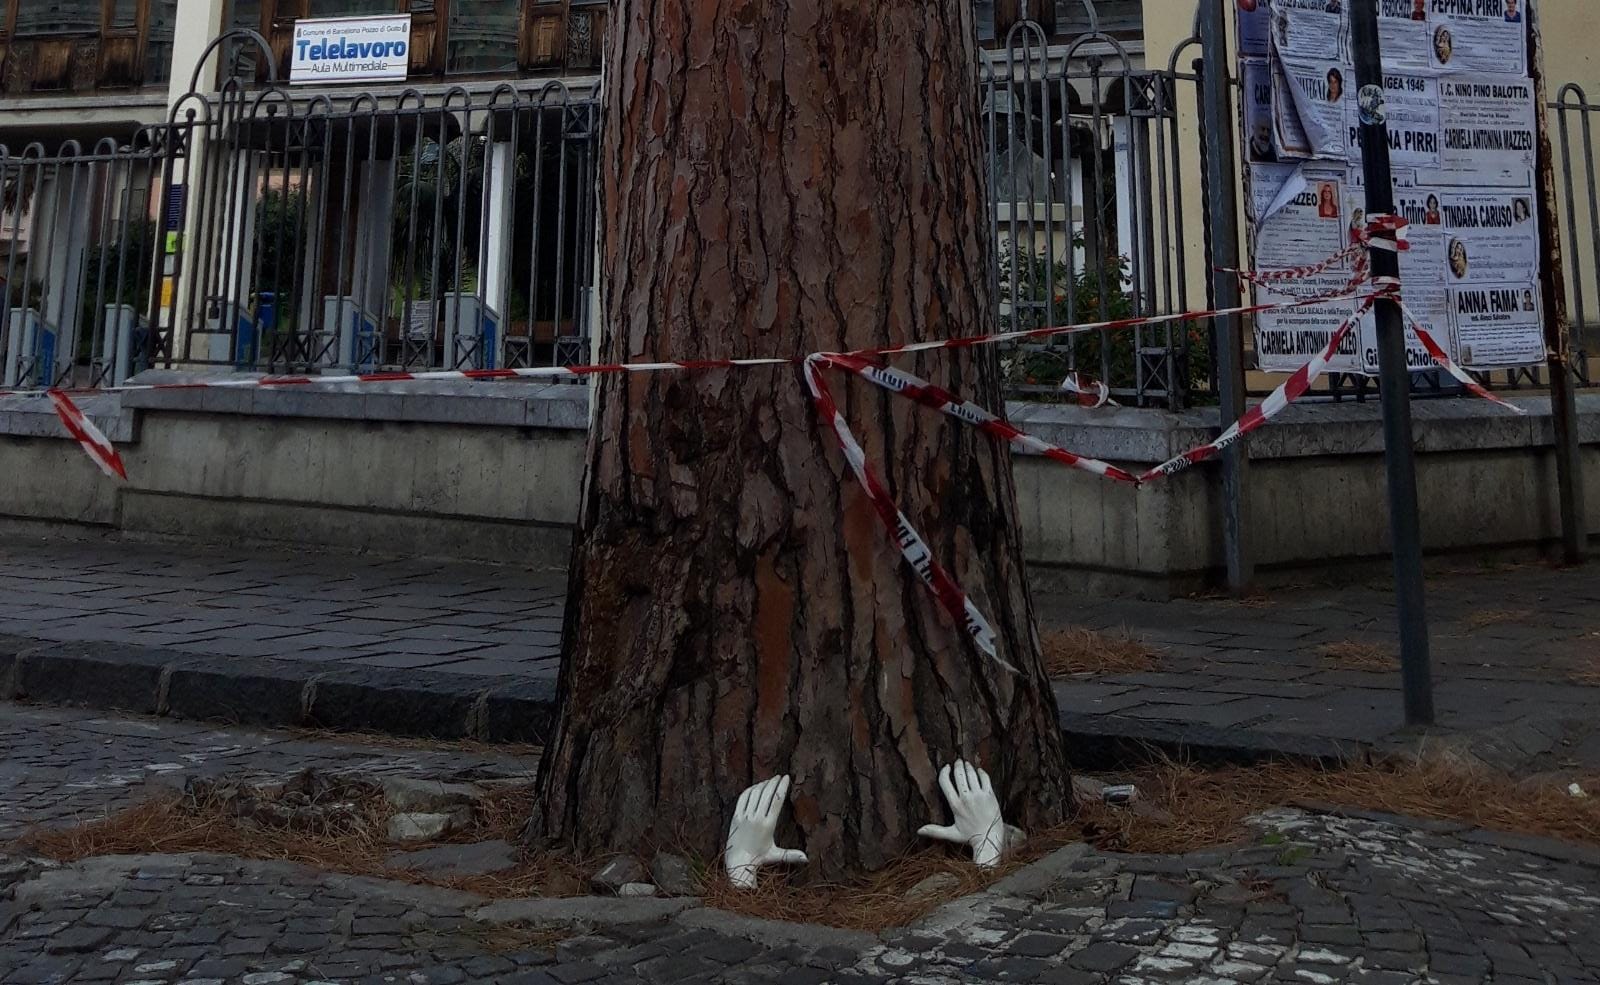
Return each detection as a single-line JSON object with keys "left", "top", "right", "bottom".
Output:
{"left": 48, "top": 390, "right": 127, "bottom": 481}
{"left": 1226, "top": 215, "right": 1407, "bottom": 288}
{"left": 1397, "top": 300, "right": 1527, "bottom": 415}
{"left": 1141, "top": 293, "right": 1381, "bottom": 481}
{"left": 811, "top": 352, "right": 1138, "bottom": 485}
{"left": 1059, "top": 372, "right": 1115, "bottom": 408}
{"left": 801, "top": 356, "right": 1011, "bottom": 671}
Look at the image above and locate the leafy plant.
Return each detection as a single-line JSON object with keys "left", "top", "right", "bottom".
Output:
{"left": 391, "top": 136, "right": 487, "bottom": 298}
{"left": 994, "top": 239, "right": 1136, "bottom": 393}
{"left": 253, "top": 188, "right": 305, "bottom": 310}
{"left": 994, "top": 238, "right": 1215, "bottom": 404}
{"left": 76, "top": 219, "right": 158, "bottom": 359}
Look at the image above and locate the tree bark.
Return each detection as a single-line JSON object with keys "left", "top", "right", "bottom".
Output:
{"left": 527, "top": 0, "right": 1072, "bottom": 876}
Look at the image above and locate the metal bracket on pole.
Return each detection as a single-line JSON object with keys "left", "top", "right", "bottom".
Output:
{"left": 1198, "top": 0, "right": 1253, "bottom": 594}
{"left": 1350, "top": 0, "right": 1435, "bottom": 727}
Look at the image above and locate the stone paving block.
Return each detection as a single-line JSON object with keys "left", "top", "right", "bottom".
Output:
{"left": 12, "top": 641, "right": 175, "bottom": 715}
{"left": 480, "top": 677, "right": 561, "bottom": 743}
{"left": 305, "top": 668, "right": 490, "bottom": 739}
{"left": 163, "top": 658, "right": 311, "bottom": 728}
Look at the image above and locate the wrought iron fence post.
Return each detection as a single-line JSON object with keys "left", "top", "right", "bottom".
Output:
{"left": 1197, "top": 0, "right": 1252, "bottom": 593}
{"left": 1529, "top": 0, "right": 1588, "bottom": 564}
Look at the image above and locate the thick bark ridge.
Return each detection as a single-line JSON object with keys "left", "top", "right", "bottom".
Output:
{"left": 528, "top": 0, "right": 1072, "bottom": 876}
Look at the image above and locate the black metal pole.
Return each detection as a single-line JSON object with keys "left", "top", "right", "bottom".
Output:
{"left": 1349, "top": 0, "right": 1435, "bottom": 726}
{"left": 1198, "top": 0, "right": 1253, "bottom": 594}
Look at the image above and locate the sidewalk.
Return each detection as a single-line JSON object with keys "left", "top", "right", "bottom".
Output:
{"left": 2, "top": 534, "right": 1598, "bottom": 769}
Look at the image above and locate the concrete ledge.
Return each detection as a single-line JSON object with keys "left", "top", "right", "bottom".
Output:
{"left": 119, "top": 371, "right": 590, "bottom": 431}
{"left": 0, "top": 391, "right": 136, "bottom": 442}
{"left": 17, "top": 371, "right": 1586, "bottom": 464}
{"left": 1, "top": 376, "right": 1595, "bottom": 595}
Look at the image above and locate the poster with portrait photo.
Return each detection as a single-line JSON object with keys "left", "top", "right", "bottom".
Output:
{"left": 1242, "top": 60, "right": 1278, "bottom": 164}
{"left": 1252, "top": 167, "right": 1361, "bottom": 372}
{"left": 1352, "top": 184, "right": 1450, "bottom": 372}
{"left": 1451, "top": 283, "right": 1544, "bottom": 368}
{"left": 1345, "top": 73, "right": 1441, "bottom": 170}
{"left": 1275, "top": 57, "right": 1354, "bottom": 160}
{"left": 1428, "top": 0, "right": 1527, "bottom": 77}
{"left": 1437, "top": 189, "right": 1540, "bottom": 287}
{"left": 1256, "top": 168, "right": 1347, "bottom": 266}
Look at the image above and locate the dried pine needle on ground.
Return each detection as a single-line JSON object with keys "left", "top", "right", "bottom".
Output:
{"left": 1076, "top": 757, "right": 1600, "bottom": 855}
{"left": 1042, "top": 626, "right": 1163, "bottom": 677}
{"left": 1315, "top": 640, "right": 1400, "bottom": 672}
{"left": 16, "top": 757, "right": 1600, "bottom": 934}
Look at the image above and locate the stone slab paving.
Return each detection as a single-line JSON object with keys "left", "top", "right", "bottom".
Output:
{"left": 1044, "top": 562, "right": 1600, "bottom": 772}
{"left": 5, "top": 703, "right": 1600, "bottom": 984}
{"left": 4, "top": 535, "right": 1600, "bottom": 766}
{"left": 0, "top": 538, "right": 565, "bottom": 679}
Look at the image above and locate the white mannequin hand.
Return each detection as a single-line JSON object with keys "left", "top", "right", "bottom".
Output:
{"left": 724, "top": 775, "right": 808, "bottom": 889}
{"left": 918, "top": 761, "right": 1014, "bottom": 868}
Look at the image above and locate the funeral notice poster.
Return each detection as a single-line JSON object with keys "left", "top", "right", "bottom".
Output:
{"left": 1347, "top": 73, "right": 1442, "bottom": 170}
{"left": 1369, "top": 0, "right": 1435, "bottom": 72}
{"left": 1275, "top": 57, "right": 1353, "bottom": 160}
{"left": 1238, "top": 0, "right": 1547, "bottom": 373}
{"left": 1426, "top": 77, "right": 1538, "bottom": 185}
{"left": 1437, "top": 189, "right": 1540, "bottom": 287}
{"left": 1427, "top": 0, "right": 1527, "bottom": 77}
{"left": 1253, "top": 166, "right": 1364, "bottom": 373}
{"left": 1452, "top": 285, "right": 1544, "bottom": 367}
{"left": 1243, "top": 60, "right": 1279, "bottom": 163}
{"left": 1353, "top": 184, "right": 1447, "bottom": 372}
{"left": 1238, "top": 0, "right": 1271, "bottom": 58}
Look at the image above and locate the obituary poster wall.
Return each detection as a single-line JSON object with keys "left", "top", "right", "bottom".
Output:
{"left": 1238, "top": 0, "right": 1545, "bottom": 373}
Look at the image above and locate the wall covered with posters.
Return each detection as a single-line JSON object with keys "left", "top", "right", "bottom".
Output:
{"left": 1238, "top": 0, "right": 1544, "bottom": 374}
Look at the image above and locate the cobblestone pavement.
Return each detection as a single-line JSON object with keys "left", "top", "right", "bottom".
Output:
{"left": 0, "top": 704, "right": 535, "bottom": 841}
{"left": 5, "top": 703, "right": 1600, "bottom": 984}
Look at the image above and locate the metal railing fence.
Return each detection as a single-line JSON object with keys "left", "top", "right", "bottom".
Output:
{"left": 0, "top": 34, "right": 602, "bottom": 388}
{"left": 160, "top": 78, "right": 600, "bottom": 376}
{"left": 4, "top": 11, "right": 1598, "bottom": 406}
{"left": 1, "top": 135, "right": 169, "bottom": 390}
{"left": 981, "top": 19, "right": 1214, "bottom": 409}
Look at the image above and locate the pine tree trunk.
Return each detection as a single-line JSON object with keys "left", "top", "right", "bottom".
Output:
{"left": 527, "top": 0, "right": 1072, "bottom": 876}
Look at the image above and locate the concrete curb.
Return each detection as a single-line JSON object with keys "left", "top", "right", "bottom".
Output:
{"left": 0, "top": 634, "right": 558, "bottom": 745}
{"left": 0, "top": 633, "right": 1369, "bottom": 768}
{"left": 1056, "top": 709, "right": 1368, "bottom": 768}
